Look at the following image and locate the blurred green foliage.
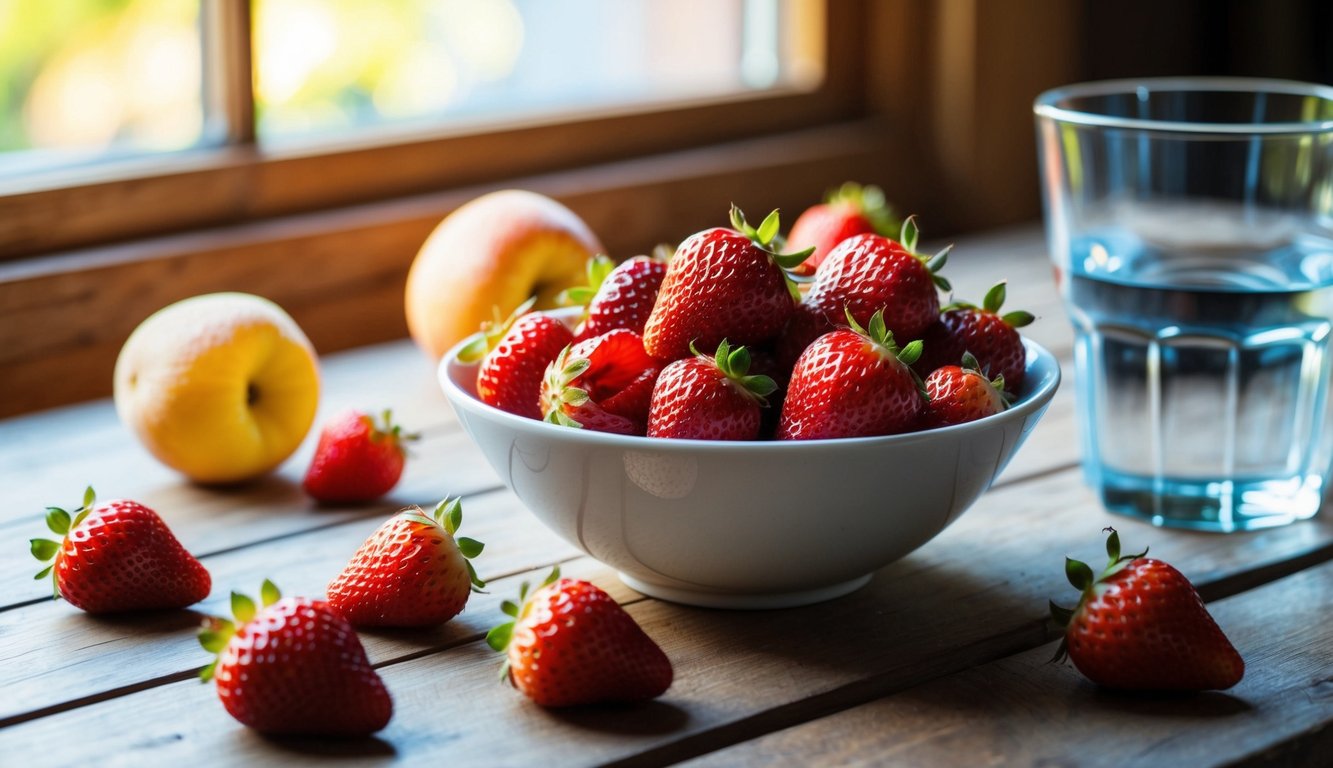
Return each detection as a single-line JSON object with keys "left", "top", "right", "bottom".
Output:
{"left": 0, "top": 0, "right": 137, "bottom": 151}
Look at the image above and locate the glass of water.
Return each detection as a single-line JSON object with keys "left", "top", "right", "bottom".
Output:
{"left": 1034, "top": 78, "right": 1333, "bottom": 532}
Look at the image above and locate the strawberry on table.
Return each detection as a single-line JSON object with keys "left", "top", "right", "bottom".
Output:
{"left": 777, "top": 309, "right": 925, "bottom": 440}
{"left": 915, "top": 281, "right": 1035, "bottom": 393}
{"left": 541, "top": 330, "right": 661, "bottom": 434}
{"left": 788, "top": 182, "right": 899, "bottom": 277}
{"left": 561, "top": 249, "right": 670, "bottom": 342}
{"left": 920, "top": 352, "right": 1010, "bottom": 429}
{"left": 467, "top": 298, "right": 575, "bottom": 420}
{"left": 327, "top": 497, "right": 486, "bottom": 628}
{"left": 647, "top": 340, "right": 777, "bottom": 440}
{"left": 199, "top": 580, "right": 393, "bottom": 736}
{"left": 642, "top": 205, "right": 812, "bottom": 361}
{"left": 486, "top": 567, "right": 673, "bottom": 707}
{"left": 303, "top": 409, "right": 418, "bottom": 504}
{"left": 30, "top": 487, "right": 210, "bottom": 613}
{"left": 803, "top": 218, "right": 950, "bottom": 342}
{"left": 1050, "top": 528, "right": 1245, "bottom": 692}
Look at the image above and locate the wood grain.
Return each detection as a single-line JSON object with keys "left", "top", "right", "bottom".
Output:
{"left": 683, "top": 560, "right": 1333, "bottom": 768}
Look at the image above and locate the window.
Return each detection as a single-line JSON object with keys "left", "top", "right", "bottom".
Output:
{"left": 0, "top": 0, "right": 839, "bottom": 259}
{"left": 1, "top": 0, "right": 878, "bottom": 416}
{"left": 0, "top": 1, "right": 207, "bottom": 177}
{"left": 251, "top": 0, "right": 824, "bottom": 145}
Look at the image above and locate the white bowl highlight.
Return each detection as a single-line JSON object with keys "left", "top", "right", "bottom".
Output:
{"left": 440, "top": 321, "right": 1060, "bottom": 609}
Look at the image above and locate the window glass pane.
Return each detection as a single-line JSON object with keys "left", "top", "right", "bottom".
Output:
{"left": 254, "top": 0, "right": 822, "bottom": 144}
{"left": 0, "top": 0, "right": 208, "bottom": 178}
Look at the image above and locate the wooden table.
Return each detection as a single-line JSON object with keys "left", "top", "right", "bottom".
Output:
{"left": 2, "top": 227, "right": 1330, "bottom": 767}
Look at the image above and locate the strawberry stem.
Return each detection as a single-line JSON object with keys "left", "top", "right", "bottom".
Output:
{"left": 485, "top": 566, "right": 562, "bottom": 685}
{"left": 429, "top": 497, "right": 487, "bottom": 590}
{"left": 1049, "top": 528, "right": 1151, "bottom": 664}
{"left": 706, "top": 340, "right": 777, "bottom": 404}
{"left": 558, "top": 254, "right": 616, "bottom": 308}
{"left": 31, "top": 486, "right": 98, "bottom": 600}
{"left": 199, "top": 580, "right": 281, "bottom": 682}
{"left": 729, "top": 204, "right": 814, "bottom": 271}
{"left": 827, "top": 181, "right": 900, "bottom": 237}
{"left": 457, "top": 296, "right": 539, "bottom": 364}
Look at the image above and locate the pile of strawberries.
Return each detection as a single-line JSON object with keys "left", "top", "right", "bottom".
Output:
{"left": 470, "top": 191, "right": 1035, "bottom": 441}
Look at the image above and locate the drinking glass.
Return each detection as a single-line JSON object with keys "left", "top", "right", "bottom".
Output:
{"left": 1034, "top": 77, "right": 1333, "bottom": 532}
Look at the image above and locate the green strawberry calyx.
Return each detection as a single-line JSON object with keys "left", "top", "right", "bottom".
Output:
{"left": 1048, "top": 527, "right": 1149, "bottom": 664}
{"left": 692, "top": 339, "right": 778, "bottom": 406}
{"left": 897, "top": 216, "right": 953, "bottom": 293}
{"left": 845, "top": 308, "right": 923, "bottom": 367}
{"left": 198, "top": 579, "right": 283, "bottom": 682}
{"left": 456, "top": 296, "right": 539, "bottom": 364}
{"left": 540, "top": 346, "right": 592, "bottom": 429}
{"left": 367, "top": 408, "right": 421, "bottom": 455}
{"left": 30, "top": 486, "right": 98, "bottom": 600}
{"left": 827, "top": 181, "right": 900, "bottom": 237}
{"left": 400, "top": 497, "right": 487, "bottom": 592}
{"left": 942, "top": 281, "right": 1035, "bottom": 329}
{"left": 959, "top": 351, "right": 1012, "bottom": 408}
{"left": 845, "top": 308, "right": 926, "bottom": 399}
{"left": 485, "top": 565, "right": 562, "bottom": 684}
{"left": 729, "top": 205, "right": 815, "bottom": 272}
{"left": 556, "top": 254, "right": 616, "bottom": 309}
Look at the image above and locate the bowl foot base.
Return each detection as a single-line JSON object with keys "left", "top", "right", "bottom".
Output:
{"left": 618, "top": 573, "right": 872, "bottom": 610}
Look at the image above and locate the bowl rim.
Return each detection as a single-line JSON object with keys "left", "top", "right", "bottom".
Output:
{"left": 438, "top": 318, "right": 1062, "bottom": 452}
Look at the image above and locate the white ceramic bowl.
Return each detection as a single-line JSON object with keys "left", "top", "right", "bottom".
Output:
{"left": 440, "top": 319, "right": 1061, "bottom": 609}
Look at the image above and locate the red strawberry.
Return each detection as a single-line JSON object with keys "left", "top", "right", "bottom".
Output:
{"left": 327, "top": 498, "right": 486, "bottom": 628}
{"left": 540, "top": 330, "right": 660, "bottom": 434}
{"left": 30, "top": 487, "right": 210, "bottom": 613}
{"left": 303, "top": 409, "right": 418, "bottom": 503}
{"left": 486, "top": 568, "right": 673, "bottom": 707}
{"left": 470, "top": 299, "right": 576, "bottom": 420}
{"left": 788, "top": 182, "right": 899, "bottom": 277}
{"left": 561, "top": 250, "right": 670, "bottom": 342}
{"left": 1051, "top": 529, "right": 1245, "bottom": 691}
{"left": 199, "top": 580, "right": 393, "bottom": 735}
{"left": 920, "top": 352, "right": 1010, "bottom": 429}
{"left": 642, "top": 206, "right": 811, "bottom": 361}
{"left": 804, "top": 219, "right": 950, "bottom": 341}
{"left": 775, "top": 301, "right": 835, "bottom": 375}
{"left": 915, "top": 281, "right": 1034, "bottom": 393}
{"left": 647, "top": 340, "right": 777, "bottom": 440}
{"left": 600, "top": 366, "right": 661, "bottom": 425}
{"left": 777, "top": 310, "right": 924, "bottom": 440}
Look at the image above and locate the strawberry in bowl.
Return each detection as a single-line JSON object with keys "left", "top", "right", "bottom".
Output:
{"left": 438, "top": 205, "right": 1061, "bottom": 608}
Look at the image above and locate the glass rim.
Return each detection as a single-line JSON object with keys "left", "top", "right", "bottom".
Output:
{"left": 1033, "top": 77, "right": 1333, "bottom": 135}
